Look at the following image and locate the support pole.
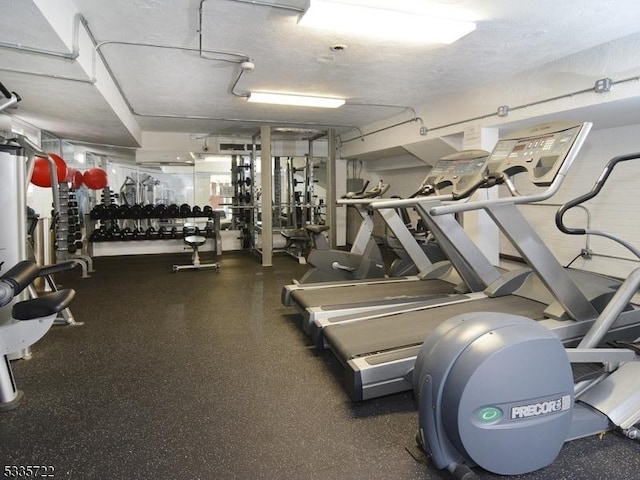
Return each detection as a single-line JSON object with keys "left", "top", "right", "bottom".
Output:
{"left": 326, "top": 128, "right": 337, "bottom": 248}
{"left": 260, "top": 125, "right": 273, "bottom": 266}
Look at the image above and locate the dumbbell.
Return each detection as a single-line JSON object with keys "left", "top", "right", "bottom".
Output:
{"left": 203, "top": 205, "right": 213, "bottom": 215}
{"left": 192, "top": 205, "right": 202, "bottom": 216}
{"left": 58, "top": 224, "right": 78, "bottom": 234}
{"left": 167, "top": 204, "right": 180, "bottom": 217}
{"left": 179, "top": 203, "right": 192, "bottom": 217}
{"left": 118, "top": 204, "right": 131, "bottom": 219}
{"left": 67, "top": 232, "right": 82, "bottom": 243}
{"left": 90, "top": 204, "right": 106, "bottom": 220}
{"left": 155, "top": 204, "right": 168, "bottom": 218}
{"left": 145, "top": 226, "right": 157, "bottom": 239}
{"left": 143, "top": 204, "right": 156, "bottom": 218}
{"left": 130, "top": 204, "right": 143, "bottom": 219}
{"left": 105, "top": 204, "right": 119, "bottom": 219}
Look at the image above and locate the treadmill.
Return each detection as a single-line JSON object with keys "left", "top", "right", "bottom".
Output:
{"left": 283, "top": 150, "right": 503, "bottom": 334}
{"left": 323, "top": 121, "right": 640, "bottom": 401}
{"left": 282, "top": 180, "right": 448, "bottom": 310}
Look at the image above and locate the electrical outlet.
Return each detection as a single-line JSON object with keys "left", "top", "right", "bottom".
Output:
{"left": 580, "top": 248, "right": 593, "bottom": 259}
{"left": 419, "top": 127, "right": 428, "bottom": 136}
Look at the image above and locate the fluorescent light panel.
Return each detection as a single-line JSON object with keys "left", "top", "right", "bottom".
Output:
{"left": 247, "top": 92, "right": 345, "bottom": 108}
{"left": 299, "top": 0, "right": 476, "bottom": 44}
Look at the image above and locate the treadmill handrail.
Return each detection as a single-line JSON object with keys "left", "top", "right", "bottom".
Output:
{"left": 340, "top": 193, "right": 455, "bottom": 208}
{"left": 429, "top": 122, "right": 592, "bottom": 217}
{"left": 429, "top": 173, "right": 566, "bottom": 216}
{"left": 369, "top": 173, "right": 503, "bottom": 210}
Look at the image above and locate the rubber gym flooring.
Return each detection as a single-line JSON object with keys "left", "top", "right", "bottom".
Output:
{"left": 1, "top": 250, "right": 639, "bottom": 480}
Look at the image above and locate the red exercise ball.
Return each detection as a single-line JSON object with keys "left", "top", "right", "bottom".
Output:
{"left": 83, "top": 168, "right": 108, "bottom": 190}
{"left": 65, "top": 167, "right": 84, "bottom": 189}
{"left": 31, "top": 153, "right": 68, "bottom": 187}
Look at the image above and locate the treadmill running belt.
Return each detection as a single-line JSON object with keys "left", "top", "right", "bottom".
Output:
{"left": 325, "top": 295, "right": 547, "bottom": 361}
{"left": 291, "top": 279, "right": 454, "bottom": 311}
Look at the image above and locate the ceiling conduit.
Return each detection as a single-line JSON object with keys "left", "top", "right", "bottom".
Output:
{"left": 340, "top": 75, "right": 640, "bottom": 144}
{"left": 9, "top": 1, "right": 635, "bottom": 149}
{"left": 0, "top": 12, "right": 80, "bottom": 60}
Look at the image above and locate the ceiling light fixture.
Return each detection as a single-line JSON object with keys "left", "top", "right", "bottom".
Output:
{"left": 298, "top": 0, "right": 476, "bottom": 44}
{"left": 247, "top": 92, "right": 345, "bottom": 108}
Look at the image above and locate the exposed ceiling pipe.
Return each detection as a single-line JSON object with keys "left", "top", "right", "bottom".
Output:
{"left": 220, "top": 0, "right": 304, "bottom": 13}
{"left": 0, "top": 41, "right": 79, "bottom": 60}
{"left": 81, "top": 11, "right": 366, "bottom": 139}
{"left": 2, "top": 4, "right": 370, "bottom": 143}
{"left": 0, "top": 11, "right": 80, "bottom": 60}
{"left": 207, "top": 0, "right": 412, "bottom": 142}
{"left": 132, "top": 110, "right": 365, "bottom": 138}
{"left": 345, "top": 102, "right": 424, "bottom": 126}
{"left": 198, "top": 0, "right": 263, "bottom": 62}
{"left": 340, "top": 74, "right": 640, "bottom": 144}
{"left": 81, "top": 14, "right": 135, "bottom": 114}
{"left": 0, "top": 13, "right": 80, "bottom": 60}
{"left": 340, "top": 117, "right": 421, "bottom": 143}
{"left": 0, "top": 67, "right": 94, "bottom": 85}
{"left": 95, "top": 40, "right": 250, "bottom": 65}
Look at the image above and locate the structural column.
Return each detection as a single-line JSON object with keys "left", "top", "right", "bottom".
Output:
{"left": 260, "top": 125, "right": 273, "bottom": 266}
{"left": 326, "top": 128, "right": 337, "bottom": 248}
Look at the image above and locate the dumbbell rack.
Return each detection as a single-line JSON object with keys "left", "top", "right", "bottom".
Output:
{"left": 88, "top": 200, "right": 223, "bottom": 257}
{"left": 231, "top": 155, "right": 254, "bottom": 249}
{"left": 54, "top": 183, "right": 94, "bottom": 278}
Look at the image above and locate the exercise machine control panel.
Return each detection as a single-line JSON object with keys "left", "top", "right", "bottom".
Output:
{"left": 419, "top": 149, "right": 489, "bottom": 197}
{"left": 487, "top": 121, "right": 585, "bottom": 186}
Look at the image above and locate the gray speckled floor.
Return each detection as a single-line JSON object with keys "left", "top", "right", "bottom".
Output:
{"left": 1, "top": 251, "right": 639, "bottom": 480}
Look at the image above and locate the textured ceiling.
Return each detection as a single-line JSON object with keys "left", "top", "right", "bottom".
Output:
{"left": 2, "top": 0, "right": 640, "bottom": 149}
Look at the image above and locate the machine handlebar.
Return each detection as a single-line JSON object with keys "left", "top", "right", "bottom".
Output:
{"left": 342, "top": 180, "right": 370, "bottom": 199}
{"left": 452, "top": 172, "right": 505, "bottom": 200}
{"left": 0, "top": 261, "right": 41, "bottom": 307}
{"left": 556, "top": 152, "right": 640, "bottom": 235}
{"left": 1, "top": 261, "right": 40, "bottom": 293}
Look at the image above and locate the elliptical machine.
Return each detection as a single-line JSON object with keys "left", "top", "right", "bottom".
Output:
{"left": 413, "top": 152, "right": 640, "bottom": 479}
{"left": 298, "top": 180, "right": 390, "bottom": 283}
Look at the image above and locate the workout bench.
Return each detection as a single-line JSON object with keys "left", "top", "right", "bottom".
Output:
{"left": 172, "top": 235, "right": 220, "bottom": 272}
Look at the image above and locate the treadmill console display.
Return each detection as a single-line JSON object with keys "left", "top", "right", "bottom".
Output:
{"left": 423, "top": 149, "right": 489, "bottom": 197}
{"left": 486, "top": 122, "right": 583, "bottom": 186}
